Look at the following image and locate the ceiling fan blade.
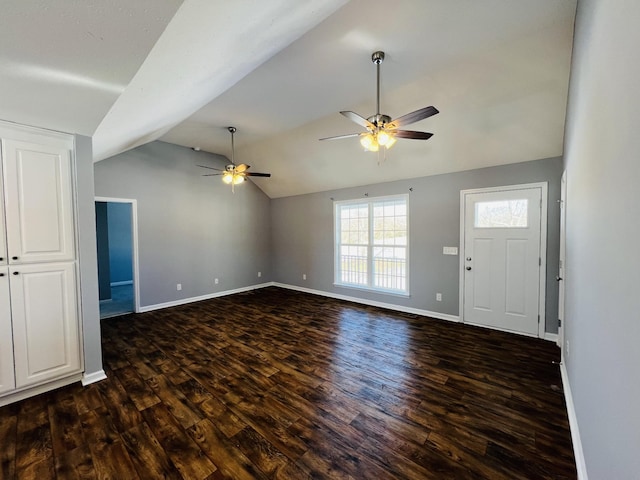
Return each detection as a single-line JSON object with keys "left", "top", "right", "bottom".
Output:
{"left": 245, "top": 172, "right": 271, "bottom": 178}
{"left": 197, "top": 164, "right": 224, "bottom": 171}
{"left": 340, "top": 111, "right": 374, "bottom": 129}
{"left": 319, "top": 132, "right": 363, "bottom": 141}
{"left": 388, "top": 106, "right": 439, "bottom": 129}
{"left": 202, "top": 173, "right": 223, "bottom": 176}
{"left": 235, "top": 163, "right": 249, "bottom": 173}
{"left": 394, "top": 130, "right": 434, "bottom": 140}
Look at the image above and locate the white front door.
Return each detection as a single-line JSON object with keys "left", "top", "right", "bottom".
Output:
{"left": 462, "top": 184, "right": 545, "bottom": 336}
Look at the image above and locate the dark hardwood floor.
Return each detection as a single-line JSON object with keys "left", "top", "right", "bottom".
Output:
{"left": 0, "top": 287, "right": 576, "bottom": 479}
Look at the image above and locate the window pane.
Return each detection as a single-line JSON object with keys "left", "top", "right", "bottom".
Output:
{"left": 474, "top": 199, "right": 528, "bottom": 228}
{"left": 373, "top": 246, "right": 406, "bottom": 291}
{"left": 340, "top": 245, "right": 367, "bottom": 285}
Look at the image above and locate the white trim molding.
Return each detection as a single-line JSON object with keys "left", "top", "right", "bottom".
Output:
{"left": 82, "top": 369, "right": 107, "bottom": 386}
{"left": 560, "top": 362, "right": 589, "bottom": 480}
{"left": 138, "top": 282, "right": 273, "bottom": 313}
{"left": 272, "top": 282, "right": 460, "bottom": 323}
{"left": 110, "top": 280, "right": 133, "bottom": 287}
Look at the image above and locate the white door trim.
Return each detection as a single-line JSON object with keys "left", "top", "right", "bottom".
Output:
{"left": 459, "top": 182, "right": 548, "bottom": 338}
{"left": 558, "top": 171, "right": 567, "bottom": 351}
{"left": 95, "top": 197, "right": 140, "bottom": 314}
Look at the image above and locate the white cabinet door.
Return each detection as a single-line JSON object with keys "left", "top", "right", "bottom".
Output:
{"left": 0, "top": 267, "right": 15, "bottom": 394}
{"left": 0, "top": 157, "right": 6, "bottom": 266}
{"left": 10, "top": 263, "right": 81, "bottom": 388}
{"left": 2, "top": 139, "right": 75, "bottom": 264}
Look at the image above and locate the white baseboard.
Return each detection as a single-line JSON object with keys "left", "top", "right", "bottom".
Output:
{"left": 560, "top": 362, "right": 589, "bottom": 480}
{"left": 271, "top": 282, "right": 460, "bottom": 323}
{"left": 82, "top": 369, "right": 107, "bottom": 386}
{"left": 110, "top": 280, "right": 133, "bottom": 287}
{"left": 138, "top": 282, "right": 273, "bottom": 313}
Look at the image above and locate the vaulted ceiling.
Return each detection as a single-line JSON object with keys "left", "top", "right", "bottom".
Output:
{"left": 0, "top": 0, "right": 576, "bottom": 198}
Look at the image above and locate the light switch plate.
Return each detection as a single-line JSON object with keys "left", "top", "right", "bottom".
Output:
{"left": 443, "top": 247, "right": 458, "bottom": 255}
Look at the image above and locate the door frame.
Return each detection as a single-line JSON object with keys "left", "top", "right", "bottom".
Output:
{"left": 459, "top": 182, "right": 548, "bottom": 338}
{"left": 95, "top": 197, "right": 140, "bottom": 314}
{"left": 558, "top": 171, "right": 567, "bottom": 351}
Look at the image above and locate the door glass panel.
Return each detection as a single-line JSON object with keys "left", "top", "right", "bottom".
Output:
{"left": 474, "top": 199, "right": 528, "bottom": 228}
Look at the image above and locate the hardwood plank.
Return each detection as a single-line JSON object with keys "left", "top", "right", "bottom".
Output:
{"left": 48, "top": 390, "right": 85, "bottom": 455}
{"left": 142, "top": 403, "right": 217, "bottom": 480}
{"left": 0, "top": 413, "right": 17, "bottom": 479}
{"left": 120, "top": 422, "right": 182, "bottom": 480}
{"left": 54, "top": 445, "right": 97, "bottom": 480}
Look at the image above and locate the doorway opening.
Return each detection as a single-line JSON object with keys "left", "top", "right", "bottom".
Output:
{"left": 95, "top": 197, "right": 140, "bottom": 318}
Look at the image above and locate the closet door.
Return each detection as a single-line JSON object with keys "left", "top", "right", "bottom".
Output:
{"left": 0, "top": 267, "right": 15, "bottom": 394}
{"left": 2, "top": 139, "right": 75, "bottom": 264}
{"left": 10, "top": 263, "right": 81, "bottom": 388}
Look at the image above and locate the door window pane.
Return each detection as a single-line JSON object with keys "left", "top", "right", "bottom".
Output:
{"left": 474, "top": 199, "right": 528, "bottom": 228}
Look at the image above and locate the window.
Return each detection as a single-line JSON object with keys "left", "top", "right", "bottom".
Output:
{"left": 335, "top": 195, "right": 408, "bottom": 294}
{"left": 474, "top": 199, "right": 528, "bottom": 228}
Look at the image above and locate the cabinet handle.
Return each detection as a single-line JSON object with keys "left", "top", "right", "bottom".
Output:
{"left": 12, "top": 256, "right": 18, "bottom": 260}
{"left": 12, "top": 271, "right": 19, "bottom": 276}
{"left": 0, "top": 273, "right": 4, "bottom": 277}
{"left": 0, "top": 257, "right": 4, "bottom": 261}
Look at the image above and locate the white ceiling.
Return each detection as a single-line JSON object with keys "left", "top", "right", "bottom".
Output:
{"left": 0, "top": 0, "right": 577, "bottom": 198}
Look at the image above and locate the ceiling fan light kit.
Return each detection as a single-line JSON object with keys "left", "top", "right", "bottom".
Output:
{"left": 198, "top": 126, "right": 271, "bottom": 192}
{"left": 320, "top": 50, "right": 439, "bottom": 154}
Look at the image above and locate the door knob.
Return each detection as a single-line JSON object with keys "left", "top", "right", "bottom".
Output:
{"left": 466, "top": 266, "right": 472, "bottom": 271}
{"left": 466, "top": 257, "right": 472, "bottom": 261}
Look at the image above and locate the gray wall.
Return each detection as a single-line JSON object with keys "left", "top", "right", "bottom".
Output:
{"left": 107, "top": 202, "right": 133, "bottom": 284}
{"left": 271, "top": 157, "right": 562, "bottom": 333}
{"left": 94, "top": 141, "right": 272, "bottom": 308}
{"left": 563, "top": 0, "right": 640, "bottom": 477}
{"left": 75, "top": 134, "right": 103, "bottom": 377}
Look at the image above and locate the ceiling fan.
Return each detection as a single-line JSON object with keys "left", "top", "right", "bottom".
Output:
{"left": 320, "top": 51, "right": 439, "bottom": 154}
{"left": 198, "top": 127, "right": 271, "bottom": 192}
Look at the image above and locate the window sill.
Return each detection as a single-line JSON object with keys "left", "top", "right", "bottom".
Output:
{"left": 334, "top": 282, "right": 410, "bottom": 298}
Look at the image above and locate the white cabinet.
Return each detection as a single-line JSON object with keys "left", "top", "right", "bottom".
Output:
{"left": 0, "top": 160, "right": 6, "bottom": 266}
{"left": 2, "top": 139, "right": 75, "bottom": 264}
{"left": 0, "top": 267, "right": 15, "bottom": 395}
{"left": 9, "top": 263, "right": 80, "bottom": 388}
{"left": 0, "top": 123, "right": 83, "bottom": 404}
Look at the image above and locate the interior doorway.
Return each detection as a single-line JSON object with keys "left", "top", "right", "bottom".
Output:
{"left": 460, "top": 183, "right": 548, "bottom": 337}
{"left": 95, "top": 197, "right": 140, "bottom": 318}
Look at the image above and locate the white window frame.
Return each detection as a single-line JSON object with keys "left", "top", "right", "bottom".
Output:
{"left": 334, "top": 194, "right": 410, "bottom": 296}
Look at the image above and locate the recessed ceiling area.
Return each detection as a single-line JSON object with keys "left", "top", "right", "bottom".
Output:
{"left": 0, "top": 0, "right": 577, "bottom": 198}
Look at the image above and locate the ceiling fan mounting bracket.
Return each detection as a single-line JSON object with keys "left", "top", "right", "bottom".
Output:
{"left": 227, "top": 126, "right": 236, "bottom": 134}
{"left": 367, "top": 113, "right": 391, "bottom": 128}
{"left": 371, "top": 51, "right": 385, "bottom": 65}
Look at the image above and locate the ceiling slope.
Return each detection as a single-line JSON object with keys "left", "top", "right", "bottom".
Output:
{"left": 162, "top": 0, "right": 577, "bottom": 198}
{"left": 92, "top": 0, "right": 348, "bottom": 161}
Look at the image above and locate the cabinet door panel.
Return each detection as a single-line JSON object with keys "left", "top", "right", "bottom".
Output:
{"left": 2, "top": 139, "right": 75, "bottom": 263}
{"left": 10, "top": 263, "right": 81, "bottom": 388}
{"left": 0, "top": 156, "right": 6, "bottom": 266}
{"left": 0, "top": 267, "right": 15, "bottom": 394}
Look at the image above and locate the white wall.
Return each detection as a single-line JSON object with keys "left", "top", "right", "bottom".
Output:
{"left": 563, "top": 0, "right": 640, "bottom": 478}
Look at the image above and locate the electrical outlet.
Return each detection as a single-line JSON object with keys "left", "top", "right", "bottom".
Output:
{"left": 436, "top": 293, "right": 442, "bottom": 301}
{"left": 214, "top": 278, "right": 219, "bottom": 285}
{"left": 176, "top": 283, "right": 182, "bottom": 291}
{"left": 303, "top": 274, "right": 307, "bottom": 280}
{"left": 258, "top": 271, "right": 262, "bottom": 278}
